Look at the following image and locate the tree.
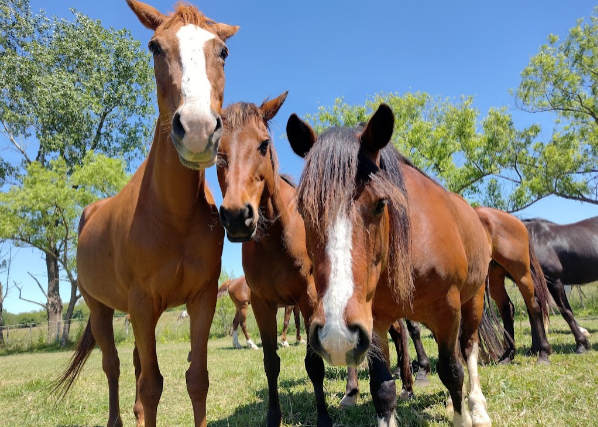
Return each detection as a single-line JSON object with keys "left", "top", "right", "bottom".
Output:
{"left": 305, "top": 91, "right": 596, "bottom": 211}
{"left": 513, "top": 8, "right": 598, "bottom": 204}
{"left": 0, "top": 0, "right": 155, "bottom": 345}
{"left": 0, "top": 153, "right": 130, "bottom": 344}
{"left": 0, "top": 243, "right": 12, "bottom": 347}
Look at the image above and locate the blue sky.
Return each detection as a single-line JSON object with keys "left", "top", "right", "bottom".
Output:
{"left": 4, "top": 0, "right": 597, "bottom": 314}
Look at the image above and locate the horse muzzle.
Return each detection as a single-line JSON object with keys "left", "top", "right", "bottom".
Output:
{"left": 309, "top": 321, "right": 371, "bottom": 366}
{"left": 219, "top": 204, "right": 257, "bottom": 242}
{"left": 171, "top": 110, "right": 223, "bottom": 170}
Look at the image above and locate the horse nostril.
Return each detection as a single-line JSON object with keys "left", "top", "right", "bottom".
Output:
{"left": 348, "top": 323, "right": 371, "bottom": 357}
{"left": 172, "top": 112, "right": 185, "bottom": 140}
{"left": 219, "top": 206, "right": 230, "bottom": 228}
{"left": 242, "top": 204, "right": 254, "bottom": 227}
{"left": 214, "top": 116, "right": 222, "bottom": 134}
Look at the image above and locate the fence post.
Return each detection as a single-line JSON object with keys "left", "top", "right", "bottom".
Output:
{"left": 29, "top": 324, "right": 32, "bottom": 347}
{"left": 56, "top": 321, "right": 61, "bottom": 345}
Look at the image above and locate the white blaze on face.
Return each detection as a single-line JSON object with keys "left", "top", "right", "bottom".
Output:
{"left": 175, "top": 24, "right": 217, "bottom": 153}
{"left": 319, "top": 210, "right": 358, "bottom": 365}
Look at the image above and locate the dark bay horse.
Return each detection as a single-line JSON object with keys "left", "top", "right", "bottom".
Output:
{"left": 54, "top": 2, "right": 238, "bottom": 427}
{"left": 217, "top": 275, "right": 305, "bottom": 350}
{"left": 524, "top": 216, "right": 598, "bottom": 353}
{"left": 216, "top": 93, "right": 337, "bottom": 427}
{"left": 287, "top": 104, "right": 503, "bottom": 427}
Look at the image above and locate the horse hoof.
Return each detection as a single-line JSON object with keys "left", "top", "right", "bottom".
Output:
{"left": 414, "top": 371, "right": 431, "bottom": 387}
{"left": 536, "top": 356, "right": 550, "bottom": 365}
{"left": 299, "top": 339, "right": 306, "bottom": 344}
{"left": 399, "top": 389, "right": 414, "bottom": 401}
{"left": 281, "top": 340, "right": 289, "bottom": 347}
{"left": 339, "top": 393, "right": 358, "bottom": 408}
{"left": 574, "top": 344, "right": 588, "bottom": 354}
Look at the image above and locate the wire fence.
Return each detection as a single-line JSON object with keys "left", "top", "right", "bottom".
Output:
{"left": 0, "top": 304, "right": 305, "bottom": 352}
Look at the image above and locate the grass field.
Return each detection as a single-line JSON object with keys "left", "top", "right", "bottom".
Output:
{"left": 1, "top": 313, "right": 597, "bottom": 427}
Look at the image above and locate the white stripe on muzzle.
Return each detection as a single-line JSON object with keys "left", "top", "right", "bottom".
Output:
{"left": 319, "top": 211, "right": 358, "bottom": 365}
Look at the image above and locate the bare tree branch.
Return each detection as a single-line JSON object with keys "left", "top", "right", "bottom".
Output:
{"left": 15, "top": 281, "right": 47, "bottom": 310}
{"left": 27, "top": 272, "right": 48, "bottom": 299}
{"left": 0, "top": 120, "right": 32, "bottom": 164}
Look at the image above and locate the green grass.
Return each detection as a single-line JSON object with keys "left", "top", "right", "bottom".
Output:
{"left": 1, "top": 314, "right": 597, "bottom": 427}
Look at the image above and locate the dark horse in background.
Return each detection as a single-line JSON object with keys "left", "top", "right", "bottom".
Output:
{"left": 524, "top": 216, "right": 598, "bottom": 353}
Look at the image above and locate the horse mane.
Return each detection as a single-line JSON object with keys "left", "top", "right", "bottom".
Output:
{"left": 162, "top": 2, "right": 215, "bottom": 30}
{"left": 521, "top": 217, "right": 556, "bottom": 225}
{"left": 280, "top": 174, "right": 297, "bottom": 188}
{"left": 223, "top": 102, "right": 271, "bottom": 132}
{"left": 297, "top": 127, "right": 413, "bottom": 304}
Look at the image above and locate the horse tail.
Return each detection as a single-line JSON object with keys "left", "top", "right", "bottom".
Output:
{"left": 52, "top": 320, "right": 96, "bottom": 401}
{"left": 217, "top": 279, "right": 232, "bottom": 299}
{"left": 477, "top": 276, "right": 507, "bottom": 363}
{"left": 528, "top": 239, "right": 550, "bottom": 334}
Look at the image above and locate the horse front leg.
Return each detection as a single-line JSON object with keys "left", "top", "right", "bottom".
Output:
{"left": 340, "top": 366, "right": 359, "bottom": 407}
{"left": 405, "top": 319, "right": 431, "bottom": 386}
{"left": 299, "top": 296, "right": 333, "bottom": 427}
{"left": 280, "top": 306, "right": 292, "bottom": 347}
{"left": 368, "top": 323, "right": 397, "bottom": 427}
{"left": 129, "top": 300, "right": 162, "bottom": 427}
{"left": 251, "top": 294, "right": 283, "bottom": 427}
{"left": 186, "top": 281, "right": 217, "bottom": 427}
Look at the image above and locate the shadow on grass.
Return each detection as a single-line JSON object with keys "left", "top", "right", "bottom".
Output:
{"left": 210, "top": 383, "right": 448, "bottom": 427}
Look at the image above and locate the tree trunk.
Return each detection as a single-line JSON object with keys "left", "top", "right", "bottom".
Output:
{"left": 60, "top": 277, "right": 80, "bottom": 347}
{"left": 46, "top": 245, "right": 63, "bottom": 344}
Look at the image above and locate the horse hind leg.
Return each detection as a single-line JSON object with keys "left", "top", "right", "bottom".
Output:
{"left": 239, "top": 305, "right": 258, "bottom": 350}
{"left": 280, "top": 306, "right": 292, "bottom": 347}
{"left": 231, "top": 310, "right": 242, "bottom": 349}
{"left": 88, "top": 301, "right": 123, "bottom": 427}
{"left": 548, "top": 278, "right": 591, "bottom": 353}
{"left": 460, "top": 288, "right": 492, "bottom": 427}
{"left": 488, "top": 264, "right": 516, "bottom": 364}
{"left": 293, "top": 305, "right": 306, "bottom": 344}
{"left": 388, "top": 320, "right": 414, "bottom": 400}
{"left": 340, "top": 366, "right": 360, "bottom": 408}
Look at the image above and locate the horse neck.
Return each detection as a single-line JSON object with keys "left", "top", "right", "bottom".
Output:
{"left": 256, "top": 175, "right": 294, "bottom": 246}
{"left": 143, "top": 119, "right": 205, "bottom": 218}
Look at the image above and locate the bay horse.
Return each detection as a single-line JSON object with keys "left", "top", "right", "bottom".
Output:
{"left": 523, "top": 216, "right": 598, "bottom": 353}
{"left": 287, "top": 104, "right": 504, "bottom": 427}
{"left": 216, "top": 93, "right": 336, "bottom": 427}
{"left": 217, "top": 275, "right": 305, "bottom": 350}
{"left": 53, "top": 2, "right": 238, "bottom": 427}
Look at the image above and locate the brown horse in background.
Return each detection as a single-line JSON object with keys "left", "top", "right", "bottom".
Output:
{"left": 54, "top": 2, "right": 238, "bottom": 427}
{"left": 216, "top": 93, "right": 336, "bottom": 427}
{"left": 475, "top": 207, "right": 552, "bottom": 363}
{"left": 217, "top": 275, "right": 305, "bottom": 350}
{"left": 287, "top": 104, "right": 503, "bottom": 427}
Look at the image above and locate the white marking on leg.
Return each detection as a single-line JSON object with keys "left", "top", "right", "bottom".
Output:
{"left": 377, "top": 410, "right": 397, "bottom": 427}
{"left": 246, "top": 339, "right": 258, "bottom": 350}
{"left": 466, "top": 342, "right": 491, "bottom": 427}
{"left": 319, "top": 211, "right": 358, "bottom": 365}
{"left": 579, "top": 326, "right": 591, "bottom": 338}
{"left": 232, "top": 330, "right": 241, "bottom": 349}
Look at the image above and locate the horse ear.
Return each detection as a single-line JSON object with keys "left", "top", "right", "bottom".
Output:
{"left": 360, "top": 103, "right": 395, "bottom": 155}
{"left": 126, "top": 0, "right": 167, "bottom": 30}
{"left": 211, "top": 23, "right": 240, "bottom": 42}
{"left": 286, "top": 114, "right": 317, "bottom": 158}
{"left": 261, "top": 92, "right": 288, "bottom": 124}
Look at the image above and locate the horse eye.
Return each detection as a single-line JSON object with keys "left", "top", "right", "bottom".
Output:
{"left": 148, "top": 40, "right": 162, "bottom": 56}
{"left": 219, "top": 47, "right": 229, "bottom": 61}
{"left": 259, "top": 140, "right": 269, "bottom": 155}
{"left": 374, "top": 198, "right": 388, "bottom": 216}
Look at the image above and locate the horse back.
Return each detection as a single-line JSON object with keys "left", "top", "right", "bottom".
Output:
{"left": 402, "top": 165, "right": 490, "bottom": 304}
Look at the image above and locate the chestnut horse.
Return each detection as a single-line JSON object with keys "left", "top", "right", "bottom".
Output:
{"left": 475, "top": 207, "right": 552, "bottom": 363}
{"left": 523, "top": 216, "right": 598, "bottom": 353}
{"left": 217, "top": 275, "right": 305, "bottom": 350}
{"left": 54, "top": 2, "right": 238, "bottom": 427}
{"left": 216, "top": 93, "right": 337, "bottom": 427}
{"left": 287, "top": 104, "right": 503, "bottom": 427}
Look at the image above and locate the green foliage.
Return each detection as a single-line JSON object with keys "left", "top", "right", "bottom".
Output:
{"left": 306, "top": 90, "right": 595, "bottom": 211}
{"left": 0, "top": 152, "right": 129, "bottom": 274}
{"left": 513, "top": 7, "right": 598, "bottom": 205}
{"left": 0, "top": 0, "right": 155, "bottom": 168}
